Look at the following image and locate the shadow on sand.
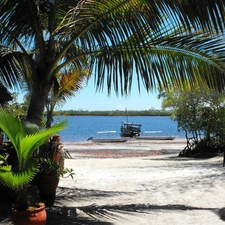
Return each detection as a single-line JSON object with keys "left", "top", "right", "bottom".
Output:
{"left": 0, "top": 155, "right": 224, "bottom": 224}
{"left": 1, "top": 188, "right": 225, "bottom": 225}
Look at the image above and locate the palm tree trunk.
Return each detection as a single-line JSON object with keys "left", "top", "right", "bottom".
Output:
{"left": 26, "top": 81, "right": 52, "bottom": 125}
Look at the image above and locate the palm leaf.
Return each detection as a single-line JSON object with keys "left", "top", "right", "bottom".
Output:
{"left": 0, "top": 109, "right": 68, "bottom": 189}
{"left": 0, "top": 155, "right": 7, "bottom": 165}
{"left": 0, "top": 109, "right": 25, "bottom": 149}
{"left": 0, "top": 160, "right": 38, "bottom": 190}
{"left": 58, "top": 70, "right": 89, "bottom": 100}
{"left": 20, "top": 120, "right": 68, "bottom": 165}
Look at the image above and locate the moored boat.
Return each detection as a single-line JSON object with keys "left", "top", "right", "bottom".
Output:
{"left": 136, "top": 136, "right": 176, "bottom": 140}
{"left": 87, "top": 137, "right": 128, "bottom": 143}
{"left": 120, "top": 121, "right": 142, "bottom": 137}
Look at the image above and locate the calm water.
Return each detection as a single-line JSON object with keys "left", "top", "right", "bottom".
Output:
{"left": 58, "top": 116, "right": 185, "bottom": 142}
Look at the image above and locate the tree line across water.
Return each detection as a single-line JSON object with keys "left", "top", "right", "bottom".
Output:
{"left": 54, "top": 109, "right": 173, "bottom": 117}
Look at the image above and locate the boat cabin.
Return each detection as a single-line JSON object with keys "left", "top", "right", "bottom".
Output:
{"left": 120, "top": 122, "right": 142, "bottom": 137}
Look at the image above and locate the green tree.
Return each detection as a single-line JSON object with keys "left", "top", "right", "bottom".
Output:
{"left": 5, "top": 92, "right": 29, "bottom": 119}
{"left": 160, "top": 87, "right": 225, "bottom": 156}
{"left": 1, "top": 1, "right": 225, "bottom": 125}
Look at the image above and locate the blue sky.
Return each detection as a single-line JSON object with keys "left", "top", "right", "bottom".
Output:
{"left": 60, "top": 76, "right": 162, "bottom": 111}
{"left": 17, "top": 76, "right": 162, "bottom": 111}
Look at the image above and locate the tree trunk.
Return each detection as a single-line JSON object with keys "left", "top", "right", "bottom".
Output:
{"left": 26, "top": 81, "right": 52, "bottom": 126}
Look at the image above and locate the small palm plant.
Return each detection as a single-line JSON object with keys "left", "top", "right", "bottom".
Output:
{"left": 0, "top": 109, "right": 67, "bottom": 209}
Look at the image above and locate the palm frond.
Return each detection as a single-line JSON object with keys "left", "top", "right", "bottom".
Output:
{"left": 46, "top": 69, "right": 89, "bottom": 120}
{"left": 0, "top": 46, "right": 28, "bottom": 89}
{"left": 0, "top": 155, "right": 8, "bottom": 165}
{"left": 53, "top": 0, "right": 225, "bottom": 95}
{"left": 0, "top": 109, "right": 68, "bottom": 189}
{"left": 0, "top": 109, "right": 68, "bottom": 170}
{"left": 0, "top": 160, "right": 38, "bottom": 190}
{"left": 0, "top": 109, "right": 25, "bottom": 149}
{"left": 58, "top": 70, "right": 89, "bottom": 99}
{"left": 92, "top": 30, "right": 225, "bottom": 95}
{"left": 21, "top": 120, "right": 68, "bottom": 162}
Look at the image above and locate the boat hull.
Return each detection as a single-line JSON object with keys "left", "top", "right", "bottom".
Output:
{"left": 91, "top": 138, "right": 127, "bottom": 143}
{"left": 87, "top": 137, "right": 128, "bottom": 143}
{"left": 136, "top": 136, "right": 176, "bottom": 140}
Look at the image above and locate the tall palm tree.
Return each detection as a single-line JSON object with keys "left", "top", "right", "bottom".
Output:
{"left": 1, "top": 0, "right": 225, "bottom": 125}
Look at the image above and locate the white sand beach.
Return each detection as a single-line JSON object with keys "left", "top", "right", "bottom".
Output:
{"left": 53, "top": 138, "right": 225, "bottom": 225}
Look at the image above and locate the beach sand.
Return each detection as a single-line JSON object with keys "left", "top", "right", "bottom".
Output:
{"left": 1, "top": 138, "right": 225, "bottom": 225}
{"left": 53, "top": 138, "right": 225, "bottom": 225}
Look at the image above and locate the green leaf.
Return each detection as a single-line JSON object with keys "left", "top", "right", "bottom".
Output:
{"left": 0, "top": 155, "right": 7, "bottom": 165}
{"left": 0, "top": 159, "right": 38, "bottom": 190}
{"left": 0, "top": 109, "right": 68, "bottom": 189}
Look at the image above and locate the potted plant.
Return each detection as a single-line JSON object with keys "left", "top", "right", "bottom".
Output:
{"left": 0, "top": 109, "right": 67, "bottom": 225}
{"left": 48, "top": 135, "right": 63, "bottom": 164}
{"left": 31, "top": 145, "right": 74, "bottom": 206}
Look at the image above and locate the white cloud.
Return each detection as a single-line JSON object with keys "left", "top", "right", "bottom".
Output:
{"left": 117, "top": 104, "right": 126, "bottom": 110}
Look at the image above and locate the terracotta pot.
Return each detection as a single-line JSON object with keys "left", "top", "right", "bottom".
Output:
{"left": 51, "top": 135, "right": 60, "bottom": 142}
{"left": 33, "top": 175, "right": 59, "bottom": 193}
{"left": 32, "top": 175, "right": 59, "bottom": 206}
{"left": 53, "top": 152, "right": 60, "bottom": 163}
{"left": 12, "top": 203, "right": 47, "bottom": 225}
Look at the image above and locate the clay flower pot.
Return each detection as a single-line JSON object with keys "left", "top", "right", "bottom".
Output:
{"left": 12, "top": 203, "right": 47, "bottom": 225}
{"left": 32, "top": 175, "right": 59, "bottom": 206}
{"left": 51, "top": 135, "right": 60, "bottom": 142}
{"left": 53, "top": 151, "right": 61, "bottom": 163}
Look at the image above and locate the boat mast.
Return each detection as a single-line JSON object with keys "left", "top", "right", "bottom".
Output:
{"left": 125, "top": 108, "right": 128, "bottom": 122}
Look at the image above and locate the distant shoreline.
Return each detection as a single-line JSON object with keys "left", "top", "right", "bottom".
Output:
{"left": 53, "top": 109, "right": 173, "bottom": 117}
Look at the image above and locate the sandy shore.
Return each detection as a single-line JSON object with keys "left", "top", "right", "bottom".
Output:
{"left": 1, "top": 138, "right": 225, "bottom": 225}
{"left": 53, "top": 138, "right": 225, "bottom": 225}
{"left": 63, "top": 138, "right": 187, "bottom": 158}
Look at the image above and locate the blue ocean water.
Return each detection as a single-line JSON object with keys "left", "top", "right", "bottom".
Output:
{"left": 58, "top": 116, "right": 185, "bottom": 142}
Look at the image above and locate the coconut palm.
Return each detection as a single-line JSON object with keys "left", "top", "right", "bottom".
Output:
{"left": 46, "top": 69, "right": 89, "bottom": 127}
{"left": 1, "top": 0, "right": 225, "bottom": 125}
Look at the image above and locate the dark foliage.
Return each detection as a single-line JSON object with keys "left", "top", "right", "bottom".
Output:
{"left": 179, "top": 137, "right": 225, "bottom": 158}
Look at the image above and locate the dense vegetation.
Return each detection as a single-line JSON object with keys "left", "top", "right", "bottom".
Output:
{"left": 161, "top": 87, "right": 225, "bottom": 157}
{"left": 54, "top": 109, "right": 173, "bottom": 117}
